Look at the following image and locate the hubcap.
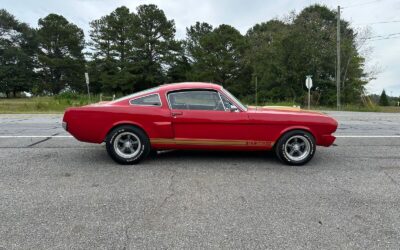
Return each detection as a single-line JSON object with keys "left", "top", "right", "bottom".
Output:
{"left": 113, "top": 132, "right": 141, "bottom": 159}
{"left": 284, "top": 135, "right": 311, "bottom": 162}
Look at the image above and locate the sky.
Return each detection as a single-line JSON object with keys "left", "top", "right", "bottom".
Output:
{"left": 2, "top": 0, "right": 399, "bottom": 96}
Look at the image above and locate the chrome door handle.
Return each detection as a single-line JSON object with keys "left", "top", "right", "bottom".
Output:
{"left": 172, "top": 111, "right": 183, "bottom": 116}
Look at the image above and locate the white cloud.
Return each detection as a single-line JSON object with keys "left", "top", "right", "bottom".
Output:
{"left": 2, "top": 0, "right": 399, "bottom": 96}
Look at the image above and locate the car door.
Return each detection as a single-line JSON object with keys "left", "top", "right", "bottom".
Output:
{"left": 167, "top": 89, "right": 252, "bottom": 149}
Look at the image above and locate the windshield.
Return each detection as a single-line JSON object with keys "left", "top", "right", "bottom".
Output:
{"left": 111, "top": 87, "right": 160, "bottom": 103}
{"left": 221, "top": 88, "right": 247, "bottom": 111}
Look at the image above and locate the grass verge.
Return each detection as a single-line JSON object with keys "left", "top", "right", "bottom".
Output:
{"left": 0, "top": 96, "right": 91, "bottom": 114}
{"left": 1, "top": 96, "right": 399, "bottom": 113}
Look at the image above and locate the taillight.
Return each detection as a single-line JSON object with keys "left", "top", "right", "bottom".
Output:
{"left": 62, "top": 121, "right": 67, "bottom": 131}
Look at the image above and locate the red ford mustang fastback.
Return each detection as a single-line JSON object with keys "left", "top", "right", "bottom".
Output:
{"left": 63, "top": 82, "right": 338, "bottom": 166}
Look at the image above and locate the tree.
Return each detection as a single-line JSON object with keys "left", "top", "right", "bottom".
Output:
{"left": 185, "top": 22, "right": 213, "bottom": 81}
{"left": 185, "top": 22, "right": 250, "bottom": 96}
{"left": 166, "top": 42, "right": 191, "bottom": 83}
{"left": 0, "top": 9, "right": 37, "bottom": 97}
{"left": 37, "top": 14, "right": 85, "bottom": 94}
{"left": 131, "top": 4, "right": 179, "bottom": 90}
{"left": 245, "top": 20, "right": 291, "bottom": 103}
{"left": 379, "top": 89, "right": 389, "bottom": 106}
{"left": 89, "top": 5, "right": 178, "bottom": 93}
{"left": 89, "top": 6, "right": 136, "bottom": 93}
{"left": 245, "top": 5, "right": 367, "bottom": 105}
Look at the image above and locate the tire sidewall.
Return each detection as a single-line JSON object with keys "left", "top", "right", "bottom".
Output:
{"left": 106, "top": 126, "right": 150, "bottom": 164}
{"left": 276, "top": 130, "right": 316, "bottom": 166}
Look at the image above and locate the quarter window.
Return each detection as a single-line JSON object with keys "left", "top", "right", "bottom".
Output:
{"left": 130, "top": 94, "right": 161, "bottom": 106}
{"left": 168, "top": 90, "right": 225, "bottom": 111}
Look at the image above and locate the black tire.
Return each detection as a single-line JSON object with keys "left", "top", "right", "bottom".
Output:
{"left": 105, "top": 125, "right": 150, "bottom": 165}
{"left": 274, "top": 130, "right": 316, "bottom": 166}
{"left": 148, "top": 149, "right": 158, "bottom": 158}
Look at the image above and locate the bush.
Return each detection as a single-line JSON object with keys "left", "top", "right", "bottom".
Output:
{"left": 379, "top": 90, "right": 389, "bottom": 106}
{"left": 55, "top": 91, "right": 81, "bottom": 100}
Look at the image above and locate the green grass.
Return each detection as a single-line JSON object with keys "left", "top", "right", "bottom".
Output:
{"left": 258, "top": 102, "right": 399, "bottom": 113}
{"left": 313, "top": 105, "right": 400, "bottom": 113}
{"left": 259, "top": 101, "right": 299, "bottom": 107}
{"left": 0, "top": 96, "right": 92, "bottom": 113}
{"left": 1, "top": 96, "right": 399, "bottom": 113}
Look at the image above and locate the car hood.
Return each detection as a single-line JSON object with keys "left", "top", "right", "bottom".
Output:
{"left": 247, "top": 106, "right": 326, "bottom": 116}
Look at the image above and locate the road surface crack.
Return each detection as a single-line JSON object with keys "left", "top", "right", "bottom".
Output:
{"left": 26, "top": 133, "right": 59, "bottom": 147}
{"left": 383, "top": 171, "right": 399, "bottom": 186}
{"left": 122, "top": 224, "right": 130, "bottom": 250}
{"left": 122, "top": 171, "right": 177, "bottom": 248}
{"left": 158, "top": 171, "right": 176, "bottom": 209}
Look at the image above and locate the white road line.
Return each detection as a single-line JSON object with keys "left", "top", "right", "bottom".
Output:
{"left": 0, "top": 135, "right": 399, "bottom": 138}
{"left": 0, "top": 135, "right": 73, "bottom": 138}
{"left": 335, "top": 135, "right": 400, "bottom": 138}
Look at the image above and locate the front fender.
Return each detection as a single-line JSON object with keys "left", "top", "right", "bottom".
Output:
{"left": 275, "top": 126, "right": 317, "bottom": 144}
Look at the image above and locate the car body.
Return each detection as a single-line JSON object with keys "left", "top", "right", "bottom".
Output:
{"left": 63, "top": 82, "right": 338, "bottom": 165}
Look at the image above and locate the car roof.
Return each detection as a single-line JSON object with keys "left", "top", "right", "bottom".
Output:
{"left": 159, "top": 82, "right": 223, "bottom": 92}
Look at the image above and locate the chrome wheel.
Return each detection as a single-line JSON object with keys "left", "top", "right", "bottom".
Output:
{"left": 113, "top": 132, "right": 141, "bottom": 159}
{"left": 284, "top": 135, "right": 311, "bottom": 162}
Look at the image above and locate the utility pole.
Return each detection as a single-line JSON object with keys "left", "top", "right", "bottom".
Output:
{"left": 336, "top": 6, "right": 341, "bottom": 110}
{"left": 255, "top": 75, "right": 258, "bottom": 106}
{"left": 84, "top": 72, "right": 91, "bottom": 103}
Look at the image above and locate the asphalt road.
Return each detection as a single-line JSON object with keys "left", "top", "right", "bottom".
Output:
{"left": 1, "top": 111, "right": 400, "bottom": 249}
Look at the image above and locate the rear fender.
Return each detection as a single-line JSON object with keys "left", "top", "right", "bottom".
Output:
{"left": 102, "top": 121, "right": 148, "bottom": 142}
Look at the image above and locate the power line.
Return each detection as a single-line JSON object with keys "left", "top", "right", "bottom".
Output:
{"left": 363, "top": 32, "right": 400, "bottom": 39}
{"left": 368, "top": 36, "right": 400, "bottom": 41}
{"left": 355, "top": 20, "right": 400, "bottom": 25}
{"left": 342, "top": 0, "right": 383, "bottom": 9}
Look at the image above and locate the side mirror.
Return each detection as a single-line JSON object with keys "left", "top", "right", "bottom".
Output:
{"left": 229, "top": 105, "right": 238, "bottom": 112}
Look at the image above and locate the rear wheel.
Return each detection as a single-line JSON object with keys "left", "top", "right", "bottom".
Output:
{"left": 106, "top": 125, "right": 150, "bottom": 165}
{"left": 275, "top": 130, "right": 316, "bottom": 166}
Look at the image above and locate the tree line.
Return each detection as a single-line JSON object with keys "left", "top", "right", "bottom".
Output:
{"left": 0, "top": 4, "right": 370, "bottom": 106}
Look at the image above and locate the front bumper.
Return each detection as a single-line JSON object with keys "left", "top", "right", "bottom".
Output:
{"left": 319, "top": 134, "right": 336, "bottom": 147}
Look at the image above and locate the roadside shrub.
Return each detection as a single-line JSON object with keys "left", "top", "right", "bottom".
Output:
{"left": 35, "top": 102, "right": 47, "bottom": 110}
{"left": 55, "top": 92, "right": 80, "bottom": 100}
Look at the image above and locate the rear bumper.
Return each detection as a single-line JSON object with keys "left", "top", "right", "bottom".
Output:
{"left": 319, "top": 134, "right": 336, "bottom": 147}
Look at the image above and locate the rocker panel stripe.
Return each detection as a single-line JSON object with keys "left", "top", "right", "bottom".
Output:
{"left": 150, "top": 138, "right": 274, "bottom": 147}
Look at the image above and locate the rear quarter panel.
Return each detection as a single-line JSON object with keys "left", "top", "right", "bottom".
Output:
{"left": 63, "top": 105, "right": 173, "bottom": 143}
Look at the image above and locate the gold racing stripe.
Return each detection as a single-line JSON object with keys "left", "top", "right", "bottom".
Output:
{"left": 150, "top": 138, "right": 274, "bottom": 147}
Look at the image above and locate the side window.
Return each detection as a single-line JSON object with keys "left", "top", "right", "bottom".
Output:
{"left": 168, "top": 90, "right": 224, "bottom": 111}
{"left": 130, "top": 94, "right": 161, "bottom": 106}
{"left": 220, "top": 94, "right": 233, "bottom": 111}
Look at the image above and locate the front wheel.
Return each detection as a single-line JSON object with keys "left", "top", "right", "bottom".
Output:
{"left": 275, "top": 130, "right": 316, "bottom": 166}
{"left": 106, "top": 125, "right": 150, "bottom": 165}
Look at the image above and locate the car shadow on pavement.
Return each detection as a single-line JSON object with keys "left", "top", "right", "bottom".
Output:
{"left": 71, "top": 145, "right": 325, "bottom": 170}
{"left": 146, "top": 149, "right": 328, "bottom": 170}
{"left": 149, "top": 149, "right": 280, "bottom": 166}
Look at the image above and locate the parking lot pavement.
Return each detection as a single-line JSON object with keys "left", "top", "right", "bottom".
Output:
{"left": 327, "top": 111, "right": 400, "bottom": 136}
{"left": 0, "top": 112, "right": 400, "bottom": 249}
{"left": 1, "top": 111, "right": 400, "bottom": 137}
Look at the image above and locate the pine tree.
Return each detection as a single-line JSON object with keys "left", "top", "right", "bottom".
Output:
{"left": 89, "top": 6, "right": 136, "bottom": 93}
{"left": 185, "top": 22, "right": 249, "bottom": 95}
{"left": 89, "top": 5, "right": 179, "bottom": 94}
{"left": 379, "top": 89, "right": 389, "bottom": 106}
{"left": 37, "top": 14, "right": 85, "bottom": 94}
{"left": 0, "top": 9, "right": 37, "bottom": 97}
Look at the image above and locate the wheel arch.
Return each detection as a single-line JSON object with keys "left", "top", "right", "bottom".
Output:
{"left": 103, "top": 121, "right": 149, "bottom": 142}
{"left": 274, "top": 126, "right": 316, "bottom": 148}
